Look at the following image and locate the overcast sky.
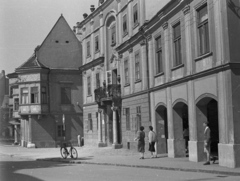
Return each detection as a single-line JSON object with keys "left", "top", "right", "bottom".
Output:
{"left": 0, "top": 0, "right": 97, "bottom": 75}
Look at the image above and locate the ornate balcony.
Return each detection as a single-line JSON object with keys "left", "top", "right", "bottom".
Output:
{"left": 94, "top": 84, "right": 121, "bottom": 106}
{"left": 19, "top": 104, "right": 49, "bottom": 115}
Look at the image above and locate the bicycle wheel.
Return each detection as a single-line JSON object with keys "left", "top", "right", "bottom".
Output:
{"left": 70, "top": 147, "right": 78, "bottom": 159}
{"left": 60, "top": 147, "right": 68, "bottom": 159}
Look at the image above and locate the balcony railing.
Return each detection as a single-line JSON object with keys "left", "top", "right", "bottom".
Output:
{"left": 94, "top": 84, "right": 121, "bottom": 104}
{"left": 18, "top": 104, "right": 49, "bottom": 115}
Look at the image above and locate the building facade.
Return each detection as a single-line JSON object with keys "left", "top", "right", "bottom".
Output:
{"left": 0, "top": 70, "right": 11, "bottom": 142}
{"left": 7, "top": 15, "right": 83, "bottom": 148}
{"left": 76, "top": 0, "right": 166, "bottom": 149}
{"left": 76, "top": 0, "right": 240, "bottom": 168}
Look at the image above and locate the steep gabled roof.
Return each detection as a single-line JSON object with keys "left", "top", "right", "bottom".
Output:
{"left": 15, "top": 52, "right": 48, "bottom": 71}
{"left": 39, "top": 14, "right": 77, "bottom": 49}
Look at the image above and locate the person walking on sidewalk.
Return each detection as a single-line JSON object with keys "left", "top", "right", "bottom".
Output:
{"left": 135, "top": 126, "right": 145, "bottom": 159}
{"left": 203, "top": 122, "right": 211, "bottom": 165}
{"left": 148, "top": 126, "right": 157, "bottom": 158}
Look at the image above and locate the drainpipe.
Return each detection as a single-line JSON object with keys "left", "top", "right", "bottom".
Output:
{"left": 139, "top": 22, "right": 151, "bottom": 122}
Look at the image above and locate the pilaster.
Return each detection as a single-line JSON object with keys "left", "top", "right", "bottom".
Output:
{"left": 128, "top": 47, "right": 134, "bottom": 93}
{"left": 140, "top": 40, "right": 147, "bottom": 90}
{"left": 147, "top": 35, "right": 154, "bottom": 88}
{"left": 183, "top": 5, "right": 192, "bottom": 75}
{"left": 162, "top": 22, "right": 170, "bottom": 82}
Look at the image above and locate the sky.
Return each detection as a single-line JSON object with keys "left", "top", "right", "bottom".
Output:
{"left": 0, "top": 0, "right": 97, "bottom": 75}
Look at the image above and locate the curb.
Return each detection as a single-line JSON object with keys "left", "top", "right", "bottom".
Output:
{"left": 36, "top": 158, "right": 240, "bottom": 176}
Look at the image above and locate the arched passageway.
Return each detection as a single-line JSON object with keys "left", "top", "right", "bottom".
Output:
{"left": 196, "top": 97, "right": 219, "bottom": 161}
{"left": 172, "top": 102, "right": 188, "bottom": 157}
{"left": 155, "top": 105, "right": 168, "bottom": 154}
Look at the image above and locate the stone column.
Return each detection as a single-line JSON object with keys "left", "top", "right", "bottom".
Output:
{"left": 119, "top": 54, "right": 124, "bottom": 96}
{"left": 116, "top": 0, "right": 122, "bottom": 45}
{"left": 128, "top": 47, "right": 134, "bottom": 93}
{"left": 166, "top": 87, "right": 174, "bottom": 157}
{"left": 147, "top": 35, "right": 154, "bottom": 88}
{"left": 183, "top": 5, "right": 192, "bottom": 75}
{"left": 162, "top": 22, "right": 170, "bottom": 83}
{"left": 187, "top": 80, "right": 204, "bottom": 162}
{"left": 98, "top": 109, "right": 105, "bottom": 147}
{"left": 111, "top": 106, "right": 120, "bottom": 148}
{"left": 140, "top": 40, "right": 147, "bottom": 90}
{"left": 127, "top": 0, "right": 133, "bottom": 37}
{"left": 14, "top": 125, "right": 18, "bottom": 145}
{"left": 217, "top": 70, "right": 240, "bottom": 168}
{"left": 27, "top": 115, "right": 35, "bottom": 148}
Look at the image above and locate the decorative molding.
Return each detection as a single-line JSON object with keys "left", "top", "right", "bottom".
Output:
{"left": 182, "top": 5, "right": 190, "bottom": 15}
{"left": 91, "top": 67, "right": 95, "bottom": 71}
{"left": 116, "top": 0, "right": 121, "bottom": 3}
{"left": 100, "top": 62, "right": 104, "bottom": 67}
{"left": 158, "top": 12, "right": 164, "bottom": 20}
{"left": 79, "top": 56, "right": 104, "bottom": 72}
{"left": 128, "top": 47, "right": 133, "bottom": 53}
{"left": 111, "top": 106, "right": 118, "bottom": 111}
{"left": 82, "top": 26, "right": 86, "bottom": 32}
{"left": 147, "top": 34, "right": 152, "bottom": 41}
{"left": 140, "top": 40, "right": 146, "bottom": 46}
{"left": 118, "top": 53, "right": 123, "bottom": 59}
{"left": 98, "top": 109, "right": 103, "bottom": 113}
{"left": 90, "top": 19, "right": 94, "bottom": 25}
{"left": 99, "top": 12, "right": 103, "bottom": 18}
{"left": 162, "top": 22, "right": 168, "bottom": 30}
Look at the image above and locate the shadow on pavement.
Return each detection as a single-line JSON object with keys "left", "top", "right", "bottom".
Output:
{"left": 0, "top": 156, "right": 75, "bottom": 181}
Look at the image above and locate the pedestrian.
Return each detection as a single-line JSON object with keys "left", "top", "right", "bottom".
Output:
{"left": 148, "top": 126, "right": 157, "bottom": 158}
{"left": 203, "top": 122, "right": 211, "bottom": 165}
{"left": 135, "top": 126, "right": 145, "bottom": 159}
{"left": 183, "top": 127, "right": 189, "bottom": 153}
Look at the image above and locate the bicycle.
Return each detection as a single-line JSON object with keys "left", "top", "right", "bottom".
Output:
{"left": 60, "top": 142, "right": 78, "bottom": 159}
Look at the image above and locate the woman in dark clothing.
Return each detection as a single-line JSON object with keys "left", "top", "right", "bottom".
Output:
{"left": 136, "top": 126, "right": 145, "bottom": 159}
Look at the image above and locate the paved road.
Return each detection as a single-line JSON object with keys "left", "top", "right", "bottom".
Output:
{"left": 1, "top": 155, "right": 240, "bottom": 181}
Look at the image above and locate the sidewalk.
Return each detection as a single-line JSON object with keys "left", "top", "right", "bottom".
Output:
{"left": 0, "top": 144, "right": 240, "bottom": 176}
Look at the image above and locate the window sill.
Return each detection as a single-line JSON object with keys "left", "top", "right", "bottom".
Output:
{"left": 135, "top": 79, "right": 142, "bottom": 83}
{"left": 133, "top": 22, "right": 139, "bottom": 30}
{"left": 171, "top": 63, "right": 184, "bottom": 71}
{"left": 124, "top": 83, "right": 130, "bottom": 87}
{"left": 154, "top": 72, "right": 164, "bottom": 78}
{"left": 123, "top": 32, "right": 128, "bottom": 38}
{"left": 195, "top": 52, "right": 213, "bottom": 62}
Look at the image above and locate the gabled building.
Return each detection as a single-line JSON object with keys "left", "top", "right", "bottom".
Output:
{"left": 7, "top": 15, "right": 83, "bottom": 148}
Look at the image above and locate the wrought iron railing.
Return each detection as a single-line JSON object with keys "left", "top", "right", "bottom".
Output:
{"left": 94, "top": 84, "right": 121, "bottom": 103}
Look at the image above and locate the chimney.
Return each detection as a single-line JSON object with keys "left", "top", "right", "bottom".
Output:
{"left": 83, "top": 13, "right": 88, "bottom": 19}
{"left": 90, "top": 5, "right": 95, "bottom": 12}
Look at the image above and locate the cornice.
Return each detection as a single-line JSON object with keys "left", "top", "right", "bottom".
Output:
{"left": 182, "top": 5, "right": 190, "bottom": 15}
{"left": 79, "top": 56, "right": 104, "bottom": 72}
